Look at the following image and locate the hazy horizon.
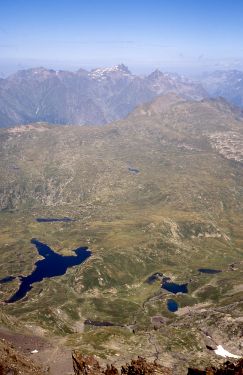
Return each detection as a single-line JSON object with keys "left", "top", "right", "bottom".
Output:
{"left": 1, "top": 56, "right": 243, "bottom": 79}
{"left": 1, "top": 0, "right": 243, "bottom": 77}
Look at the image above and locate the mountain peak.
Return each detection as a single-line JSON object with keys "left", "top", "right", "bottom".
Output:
{"left": 76, "top": 67, "right": 88, "bottom": 76}
{"left": 116, "top": 63, "right": 131, "bottom": 74}
{"left": 147, "top": 69, "right": 164, "bottom": 79}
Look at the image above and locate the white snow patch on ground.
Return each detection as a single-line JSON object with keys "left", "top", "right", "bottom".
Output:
{"left": 31, "top": 349, "right": 39, "bottom": 354}
{"left": 214, "top": 345, "right": 241, "bottom": 359}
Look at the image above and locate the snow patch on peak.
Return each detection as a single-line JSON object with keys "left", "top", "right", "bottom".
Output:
{"left": 89, "top": 64, "right": 132, "bottom": 80}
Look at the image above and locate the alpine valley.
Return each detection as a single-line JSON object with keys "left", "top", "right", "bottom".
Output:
{"left": 0, "top": 67, "right": 243, "bottom": 375}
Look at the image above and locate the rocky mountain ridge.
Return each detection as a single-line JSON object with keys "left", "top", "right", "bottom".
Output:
{"left": 0, "top": 65, "right": 207, "bottom": 128}
{"left": 1, "top": 93, "right": 243, "bottom": 211}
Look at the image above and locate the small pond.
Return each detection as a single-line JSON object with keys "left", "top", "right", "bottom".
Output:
{"left": 162, "top": 279, "right": 188, "bottom": 294}
{"left": 0, "top": 276, "right": 16, "bottom": 284}
{"left": 167, "top": 299, "right": 179, "bottom": 312}
{"left": 128, "top": 167, "right": 140, "bottom": 174}
{"left": 198, "top": 268, "right": 222, "bottom": 274}
{"left": 36, "top": 217, "right": 75, "bottom": 223}
{"left": 84, "top": 320, "right": 117, "bottom": 327}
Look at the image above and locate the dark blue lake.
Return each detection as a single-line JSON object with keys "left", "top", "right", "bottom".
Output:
{"left": 36, "top": 217, "right": 74, "bottom": 223}
{"left": 5, "top": 239, "right": 91, "bottom": 303}
{"left": 162, "top": 280, "right": 188, "bottom": 294}
{"left": 198, "top": 268, "right": 222, "bottom": 274}
{"left": 167, "top": 299, "right": 179, "bottom": 312}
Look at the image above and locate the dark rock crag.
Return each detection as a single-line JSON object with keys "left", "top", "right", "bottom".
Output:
{"left": 187, "top": 359, "right": 243, "bottom": 374}
{"left": 72, "top": 353, "right": 243, "bottom": 375}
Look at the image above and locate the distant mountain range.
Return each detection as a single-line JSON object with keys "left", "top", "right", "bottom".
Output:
{"left": 0, "top": 64, "right": 207, "bottom": 127}
{"left": 2, "top": 65, "right": 243, "bottom": 128}
{"left": 200, "top": 69, "right": 243, "bottom": 108}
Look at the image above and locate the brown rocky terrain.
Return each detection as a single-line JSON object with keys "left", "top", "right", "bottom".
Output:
{"left": 72, "top": 353, "right": 243, "bottom": 375}
{"left": 0, "top": 333, "right": 242, "bottom": 375}
{"left": 209, "top": 132, "right": 243, "bottom": 163}
{"left": 0, "top": 337, "right": 45, "bottom": 375}
{"left": 72, "top": 353, "right": 172, "bottom": 375}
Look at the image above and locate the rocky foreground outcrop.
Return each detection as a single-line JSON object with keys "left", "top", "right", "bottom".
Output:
{"left": 0, "top": 343, "right": 242, "bottom": 375}
{"left": 72, "top": 352, "right": 243, "bottom": 375}
{"left": 188, "top": 359, "right": 243, "bottom": 374}
{"left": 0, "top": 338, "right": 45, "bottom": 375}
{"left": 72, "top": 353, "right": 172, "bottom": 375}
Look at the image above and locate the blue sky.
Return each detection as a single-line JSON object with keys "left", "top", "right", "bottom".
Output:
{"left": 1, "top": 0, "right": 243, "bottom": 74}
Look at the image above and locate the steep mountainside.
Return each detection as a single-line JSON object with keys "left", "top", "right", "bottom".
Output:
{"left": 0, "top": 65, "right": 207, "bottom": 127}
{"left": 200, "top": 70, "right": 243, "bottom": 108}
{"left": 0, "top": 95, "right": 242, "bottom": 374}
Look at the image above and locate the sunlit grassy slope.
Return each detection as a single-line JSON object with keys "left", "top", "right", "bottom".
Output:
{"left": 0, "top": 94, "right": 242, "bottom": 372}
